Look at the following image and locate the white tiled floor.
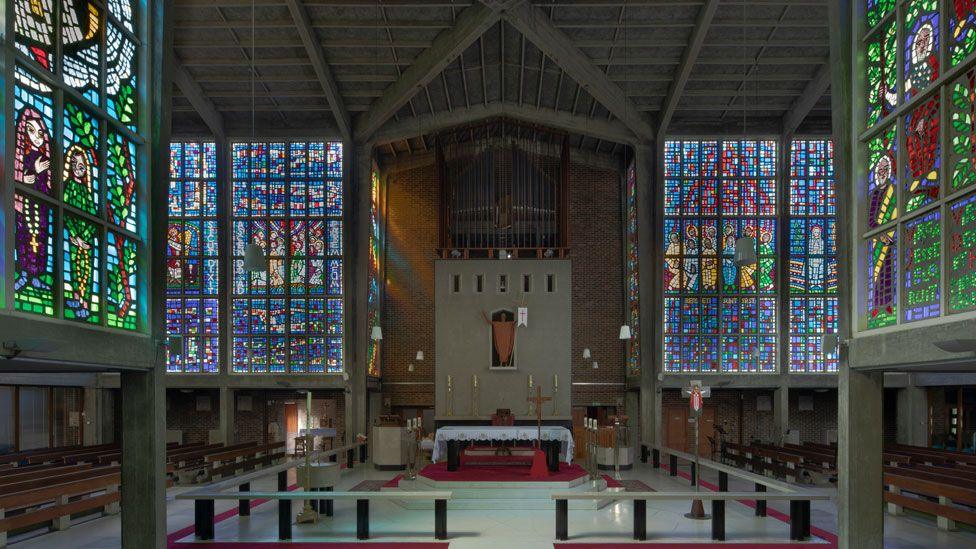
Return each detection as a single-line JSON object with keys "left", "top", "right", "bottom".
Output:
{"left": 11, "top": 461, "right": 976, "bottom": 548}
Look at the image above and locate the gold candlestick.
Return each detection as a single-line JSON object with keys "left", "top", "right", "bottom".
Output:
{"left": 471, "top": 374, "right": 480, "bottom": 416}
{"left": 446, "top": 375, "right": 454, "bottom": 416}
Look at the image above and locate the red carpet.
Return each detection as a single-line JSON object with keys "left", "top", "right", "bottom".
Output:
{"left": 602, "top": 474, "right": 623, "bottom": 488}
{"left": 419, "top": 461, "right": 587, "bottom": 482}
{"left": 382, "top": 474, "right": 403, "bottom": 488}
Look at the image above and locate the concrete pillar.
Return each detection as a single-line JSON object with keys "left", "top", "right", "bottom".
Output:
{"left": 635, "top": 143, "right": 660, "bottom": 448}
{"left": 83, "top": 388, "right": 98, "bottom": 445}
{"left": 838, "top": 366, "right": 884, "bottom": 549}
{"left": 896, "top": 384, "right": 928, "bottom": 447}
{"left": 219, "top": 387, "right": 235, "bottom": 444}
{"left": 773, "top": 386, "right": 789, "bottom": 446}
{"left": 120, "top": 367, "right": 166, "bottom": 548}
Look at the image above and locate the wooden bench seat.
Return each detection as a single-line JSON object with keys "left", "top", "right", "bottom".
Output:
{"left": 884, "top": 472, "right": 976, "bottom": 530}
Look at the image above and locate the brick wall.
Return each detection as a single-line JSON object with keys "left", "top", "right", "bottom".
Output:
{"left": 788, "top": 389, "right": 838, "bottom": 444}
{"left": 166, "top": 389, "right": 220, "bottom": 444}
{"left": 929, "top": 387, "right": 948, "bottom": 446}
{"left": 380, "top": 157, "right": 625, "bottom": 409}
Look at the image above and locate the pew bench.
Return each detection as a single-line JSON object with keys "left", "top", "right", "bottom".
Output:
{"left": 884, "top": 472, "right": 976, "bottom": 531}
{"left": 177, "top": 490, "right": 454, "bottom": 541}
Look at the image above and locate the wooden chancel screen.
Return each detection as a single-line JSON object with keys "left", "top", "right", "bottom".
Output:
{"left": 437, "top": 119, "right": 569, "bottom": 258}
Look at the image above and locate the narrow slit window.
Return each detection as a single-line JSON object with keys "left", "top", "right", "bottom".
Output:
{"left": 475, "top": 274, "right": 484, "bottom": 293}
{"left": 546, "top": 274, "right": 556, "bottom": 293}
{"left": 499, "top": 274, "right": 508, "bottom": 293}
{"left": 452, "top": 274, "right": 461, "bottom": 294}
{"left": 522, "top": 274, "right": 532, "bottom": 293}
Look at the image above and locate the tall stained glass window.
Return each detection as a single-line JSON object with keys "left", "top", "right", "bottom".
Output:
{"left": 664, "top": 140, "right": 777, "bottom": 373}
{"left": 789, "top": 140, "right": 838, "bottom": 373}
{"left": 366, "top": 170, "right": 382, "bottom": 378}
{"left": 7, "top": 3, "right": 143, "bottom": 330}
{"left": 167, "top": 142, "right": 219, "bottom": 373}
{"left": 859, "top": 0, "right": 976, "bottom": 331}
{"left": 625, "top": 161, "right": 640, "bottom": 376}
{"left": 232, "top": 142, "right": 344, "bottom": 374}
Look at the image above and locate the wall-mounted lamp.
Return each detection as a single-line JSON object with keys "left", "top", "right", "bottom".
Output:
{"left": 582, "top": 348, "right": 591, "bottom": 359}
{"left": 734, "top": 237, "right": 757, "bottom": 267}
{"left": 416, "top": 350, "right": 424, "bottom": 361}
{"left": 370, "top": 326, "right": 383, "bottom": 341}
{"left": 243, "top": 242, "right": 266, "bottom": 272}
{"left": 592, "top": 361, "right": 599, "bottom": 370}
{"left": 407, "top": 363, "right": 415, "bottom": 373}
{"left": 618, "top": 325, "right": 632, "bottom": 340}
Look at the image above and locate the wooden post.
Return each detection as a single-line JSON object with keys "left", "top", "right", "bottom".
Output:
{"left": 278, "top": 499, "right": 292, "bottom": 540}
{"left": 633, "top": 499, "right": 646, "bottom": 541}
{"left": 669, "top": 454, "right": 677, "bottom": 476}
{"left": 652, "top": 448, "right": 660, "bottom": 468}
{"left": 711, "top": 498, "right": 725, "bottom": 540}
{"left": 435, "top": 499, "right": 448, "bottom": 540}
{"left": 718, "top": 471, "right": 728, "bottom": 491}
{"left": 555, "top": 499, "right": 568, "bottom": 540}
{"left": 277, "top": 470, "right": 288, "bottom": 490}
{"left": 195, "top": 499, "right": 215, "bottom": 540}
{"left": 755, "top": 483, "right": 767, "bottom": 517}
{"left": 239, "top": 482, "right": 250, "bottom": 516}
{"left": 357, "top": 499, "right": 370, "bottom": 539}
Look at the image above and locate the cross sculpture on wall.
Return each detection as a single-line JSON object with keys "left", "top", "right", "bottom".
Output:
{"left": 527, "top": 385, "right": 552, "bottom": 448}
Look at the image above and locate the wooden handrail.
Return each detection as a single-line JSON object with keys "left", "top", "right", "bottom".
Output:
{"left": 551, "top": 491, "right": 829, "bottom": 501}
{"left": 177, "top": 490, "right": 451, "bottom": 501}
{"left": 641, "top": 442, "right": 795, "bottom": 493}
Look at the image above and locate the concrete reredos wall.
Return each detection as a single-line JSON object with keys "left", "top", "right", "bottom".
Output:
{"left": 435, "top": 259, "right": 572, "bottom": 416}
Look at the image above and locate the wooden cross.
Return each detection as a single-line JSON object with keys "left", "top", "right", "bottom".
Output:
{"left": 527, "top": 385, "right": 552, "bottom": 447}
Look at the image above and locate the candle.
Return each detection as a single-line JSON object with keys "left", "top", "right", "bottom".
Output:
{"left": 528, "top": 374, "right": 534, "bottom": 387}
{"left": 553, "top": 374, "right": 558, "bottom": 389}
{"left": 447, "top": 375, "right": 453, "bottom": 389}
{"left": 473, "top": 374, "right": 478, "bottom": 388}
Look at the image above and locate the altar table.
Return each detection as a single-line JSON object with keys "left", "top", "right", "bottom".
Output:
{"left": 431, "top": 426, "right": 574, "bottom": 464}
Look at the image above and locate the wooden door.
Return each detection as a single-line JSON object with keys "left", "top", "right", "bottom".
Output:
{"left": 665, "top": 406, "right": 687, "bottom": 452}
{"left": 284, "top": 402, "right": 298, "bottom": 434}
{"left": 698, "top": 408, "right": 716, "bottom": 457}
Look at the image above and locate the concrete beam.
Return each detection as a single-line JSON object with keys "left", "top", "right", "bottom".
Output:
{"left": 172, "top": 59, "right": 226, "bottom": 141}
{"left": 372, "top": 102, "right": 636, "bottom": 145}
{"left": 285, "top": 0, "right": 352, "bottom": 142}
{"left": 656, "top": 0, "right": 719, "bottom": 140}
{"left": 504, "top": 3, "right": 654, "bottom": 141}
{"left": 355, "top": 3, "right": 501, "bottom": 141}
{"left": 782, "top": 61, "right": 830, "bottom": 137}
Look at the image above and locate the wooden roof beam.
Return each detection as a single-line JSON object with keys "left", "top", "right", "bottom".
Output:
{"left": 285, "top": 0, "right": 352, "bottom": 142}
{"left": 657, "top": 0, "right": 718, "bottom": 140}
{"left": 503, "top": 2, "right": 654, "bottom": 141}
{"left": 172, "top": 58, "right": 226, "bottom": 141}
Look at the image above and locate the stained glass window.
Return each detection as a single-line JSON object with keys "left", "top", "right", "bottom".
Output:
{"left": 903, "top": 211, "right": 941, "bottom": 321}
{"left": 63, "top": 215, "right": 100, "bottom": 323}
{"left": 232, "top": 142, "right": 344, "bottom": 374}
{"left": 15, "top": 0, "right": 56, "bottom": 72}
{"left": 867, "top": 125, "right": 898, "bottom": 229}
{"left": 367, "top": 170, "right": 382, "bottom": 378}
{"left": 788, "top": 140, "right": 838, "bottom": 373}
{"left": 949, "top": 192, "right": 976, "bottom": 313}
{"left": 867, "top": 0, "right": 896, "bottom": 28}
{"left": 7, "top": 1, "right": 144, "bottom": 333}
{"left": 664, "top": 140, "right": 777, "bottom": 373}
{"left": 905, "top": 97, "right": 941, "bottom": 212}
{"left": 62, "top": 0, "right": 102, "bottom": 104}
{"left": 950, "top": 0, "right": 976, "bottom": 66}
{"left": 625, "top": 161, "right": 640, "bottom": 376}
{"left": 866, "top": 230, "right": 898, "bottom": 329}
{"left": 950, "top": 68, "right": 976, "bottom": 192}
{"left": 904, "top": 0, "right": 940, "bottom": 102}
{"left": 866, "top": 20, "right": 898, "bottom": 127}
{"left": 167, "top": 142, "right": 219, "bottom": 373}
{"left": 62, "top": 102, "right": 99, "bottom": 215}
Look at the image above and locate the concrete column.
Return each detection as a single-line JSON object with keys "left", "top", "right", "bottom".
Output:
{"left": 773, "top": 386, "right": 789, "bottom": 446}
{"left": 120, "top": 367, "right": 166, "bottom": 548}
{"left": 83, "top": 388, "right": 98, "bottom": 445}
{"left": 635, "top": 143, "right": 660, "bottom": 448}
{"left": 896, "top": 383, "right": 928, "bottom": 447}
{"left": 838, "top": 366, "right": 884, "bottom": 549}
{"left": 219, "top": 387, "right": 235, "bottom": 444}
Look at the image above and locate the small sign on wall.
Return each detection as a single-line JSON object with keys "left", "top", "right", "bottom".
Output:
{"left": 238, "top": 395, "right": 253, "bottom": 411}
{"left": 757, "top": 395, "right": 772, "bottom": 412}
{"left": 196, "top": 396, "right": 212, "bottom": 412}
{"left": 68, "top": 411, "right": 80, "bottom": 427}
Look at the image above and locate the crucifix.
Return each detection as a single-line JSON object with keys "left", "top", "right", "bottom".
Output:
{"left": 526, "top": 385, "right": 552, "bottom": 447}
{"left": 682, "top": 379, "right": 711, "bottom": 520}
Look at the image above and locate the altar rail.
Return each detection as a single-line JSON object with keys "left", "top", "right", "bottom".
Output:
{"left": 629, "top": 442, "right": 829, "bottom": 542}
{"left": 550, "top": 491, "right": 829, "bottom": 542}
{"left": 176, "top": 441, "right": 370, "bottom": 542}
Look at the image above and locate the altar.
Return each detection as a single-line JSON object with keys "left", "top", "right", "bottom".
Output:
{"left": 431, "top": 425, "right": 575, "bottom": 464}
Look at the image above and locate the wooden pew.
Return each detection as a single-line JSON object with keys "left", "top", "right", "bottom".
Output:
{"left": 885, "top": 444, "right": 976, "bottom": 466}
{"left": 884, "top": 472, "right": 976, "bottom": 530}
{"left": 0, "top": 464, "right": 93, "bottom": 488}
{"left": 0, "top": 466, "right": 121, "bottom": 496}
{"left": 205, "top": 441, "right": 286, "bottom": 480}
{"left": 0, "top": 472, "right": 121, "bottom": 545}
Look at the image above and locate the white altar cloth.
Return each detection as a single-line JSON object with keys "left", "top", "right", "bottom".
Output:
{"left": 431, "top": 426, "right": 574, "bottom": 464}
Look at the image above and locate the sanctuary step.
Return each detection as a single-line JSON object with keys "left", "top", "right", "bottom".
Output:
{"left": 460, "top": 445, "right": 537, "bottom": 466}
{"left": 383, "top": 462, "right": 614, "bottom": 510}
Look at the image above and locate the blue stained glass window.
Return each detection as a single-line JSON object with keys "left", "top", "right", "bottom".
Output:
{"left": 232, "top": 141, "right": 344, "bottom": 373}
